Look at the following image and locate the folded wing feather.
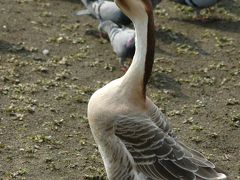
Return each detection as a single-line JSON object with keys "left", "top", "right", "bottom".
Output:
{"left": 115, "top": 112, "right": 226, "bottom": 180}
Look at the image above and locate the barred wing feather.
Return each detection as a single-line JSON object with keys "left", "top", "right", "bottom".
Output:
{"left": 115, "top": 114, "right": 226, "bottom": 180}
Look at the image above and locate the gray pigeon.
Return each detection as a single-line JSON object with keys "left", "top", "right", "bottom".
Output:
{"left": 77, "top": 0, "right": 161, "bottom": 26}
{"left": 172, "top": 0, "right": 221, "bottom": 19}
{"left": 98, "top": 20, "right": 135, "bottom": 70}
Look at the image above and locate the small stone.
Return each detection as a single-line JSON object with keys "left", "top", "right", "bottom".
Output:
{"left": 42, "top": 49, "right": 50, "bottom": 56}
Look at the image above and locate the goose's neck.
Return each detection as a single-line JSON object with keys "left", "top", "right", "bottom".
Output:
{"left": 121, "top": 12, "right": 155, "bottom": 98}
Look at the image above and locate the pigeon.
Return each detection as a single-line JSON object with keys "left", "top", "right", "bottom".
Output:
{"left": 98, "top": 20, "right": 135, "bottom": 70}
{"left": 172, "top": 0, "right": 221, "bottom": 19}
{"left": 77, "top": 0, "right": 161, "bottom": 26}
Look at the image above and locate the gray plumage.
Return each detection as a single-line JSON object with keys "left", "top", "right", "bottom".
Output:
{"left": 77, "top": 0, "right": 131, "bottom": 25}
{"left": 114, "top": 105, "right": 227, "bottom": 180}
{"left": 172, "top": 0, "right": 221, "bottom": 18}
{"left": 98, "top": 20, "right": 135, "bottom": 67}
{"left": 89, "top": 97, "right": 227, "bottom": 179}
{"left": 77, "top": 0, "right": 161, "bottom": 26}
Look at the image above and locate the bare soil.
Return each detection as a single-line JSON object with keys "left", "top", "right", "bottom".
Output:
{"left": 0, "top": 0, "right": 239, "bottom": 179}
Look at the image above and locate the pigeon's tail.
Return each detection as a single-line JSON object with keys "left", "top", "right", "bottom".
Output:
{"left": 76, "top": 0, "right": 100, "bottom": 18}
{"left": 75, "top": 9, "right": 92, "bottom": 16}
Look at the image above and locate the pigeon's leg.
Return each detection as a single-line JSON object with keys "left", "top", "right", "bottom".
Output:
{"left": 119, "top": 57, "right": 128, "bottom": 72}
{"left": 99, "top": 31, "right": 109, "bottom": 40}
{"left": 194, "top": 9, "right": 212, "bottom": 22}
{"left": 204, "top": 8, "right": 218, "bottom": 22}
{"left": 194, "top": 9, "right": 203, "bottom": 20}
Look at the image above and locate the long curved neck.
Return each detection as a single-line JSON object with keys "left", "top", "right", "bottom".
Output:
{"left": 121, "top": 10, "right": 155, "bottom": 99}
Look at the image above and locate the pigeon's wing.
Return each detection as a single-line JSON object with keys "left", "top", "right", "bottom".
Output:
{"left": 115, "top": 113, "right": 227, "bottom": 180}
{"left": 97, "top": 1, "right": 131, "bottom": 25}
{"left": 192, "top": 0, "right": 219, "bottom": 8}
{"left": 79, "top": 0, "right": 130, "bottom": 24}
{"left": 110, "top": 29, "right": 135, "bottom": 58}
{"left": 98, "top": 0, "right": 161, "bottom": 21}
{"left": 77, "top": 0, "right": 161, "bottom": 20}
{"left": 75, "top": 9, "right": 92, "bottom": 16}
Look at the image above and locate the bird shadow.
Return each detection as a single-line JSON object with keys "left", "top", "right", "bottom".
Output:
{"left": 0, "top": 40, "right": 32, "bottom": 56}
{"left": 150, "top": 72, "right": 187, "bottom": 98}
{"left": 219, "top": 0, "right": 240, "bottom": 17}
{"left": 85, "top": 29, "right": 101, "bottom": 38}
{"left": 155, "top": 28, "right": 209, "bottom": 56}
{"left": 155, "top": 48, "right": 174, "bottom": 57}
{"left": 170, "top": 17, "right": 240, "bottom": 33}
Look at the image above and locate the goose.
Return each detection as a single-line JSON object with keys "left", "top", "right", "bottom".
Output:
{"left": 77, "top": 0, "right": 161, "bottom": 26}
{"left": 87, "top": 0, "right": 227, "bottom": 179}
{"left": 98, "top": 20, "right": 135, "bottom": 70}
{"left": 171, "top": 0, "right": 221, "bottom": 20}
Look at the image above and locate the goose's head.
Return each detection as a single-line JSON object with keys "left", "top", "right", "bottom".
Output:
{"left": 114, "top": 0, "right": 153, "bottom": 22}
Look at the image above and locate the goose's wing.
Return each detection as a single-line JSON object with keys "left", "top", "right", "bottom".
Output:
{"left": 115, "top": 114, "right": 227, "bottom": 180}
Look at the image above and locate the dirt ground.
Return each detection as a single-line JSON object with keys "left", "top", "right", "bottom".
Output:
{"left": 0, "top": 0, "right": 239, "bottom": 179}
